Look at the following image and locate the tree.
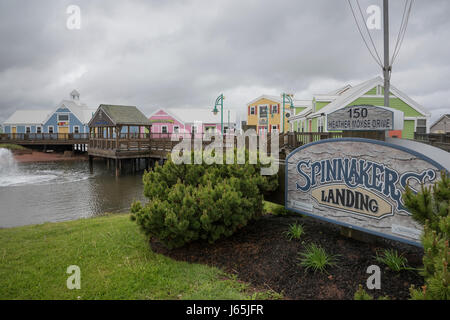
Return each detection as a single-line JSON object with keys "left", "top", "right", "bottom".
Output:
{"left": 404, "top": 172, "right": 450, "bottom": 300}
{"left": 131, "top": 149, "right": 278, "bottom": 249}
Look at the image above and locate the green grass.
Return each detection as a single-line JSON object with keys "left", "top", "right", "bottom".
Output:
{"left": 263, "top": 201, "right": 290, "bottom": 215}
{"left": 298, "top": 243, "right": 338, "bottom": 274}
{"left": 284, "top": 223, "right": 304, "bottom": 241}
{"left": 0, "top": 214, "right": 278, "bottom": 300}
{"left": 375, "top": 249, "right": 409, "bottom": 272}
{"left": 0, "top": 144, "right": 28, "bottom": 150}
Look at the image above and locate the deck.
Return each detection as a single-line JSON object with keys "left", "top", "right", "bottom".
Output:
{"left": 0, "top": 133, "right": 89, "bottom": 146}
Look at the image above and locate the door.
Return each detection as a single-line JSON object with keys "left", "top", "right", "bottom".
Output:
{"left": 58, "top": 126, "right": 69, "bottom": 139}
{"left": 11, "top": 126, "right": 17, "bottom": 139}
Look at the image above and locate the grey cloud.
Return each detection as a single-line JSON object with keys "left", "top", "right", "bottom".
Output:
{"left": 0, "top": 0, "right": 449, "bottom": 125}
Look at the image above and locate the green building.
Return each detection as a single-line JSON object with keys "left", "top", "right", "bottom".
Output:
{"left": 288, "top": 77, "right": 430, "bottom": 139}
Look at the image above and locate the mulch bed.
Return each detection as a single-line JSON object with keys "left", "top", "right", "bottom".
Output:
{"left": 151, "top": 213, "right": 424, "bottom": 300}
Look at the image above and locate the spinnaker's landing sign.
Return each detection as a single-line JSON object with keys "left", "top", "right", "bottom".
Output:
{"left": 285, "top": 138, "right": 449, "bottom": 245}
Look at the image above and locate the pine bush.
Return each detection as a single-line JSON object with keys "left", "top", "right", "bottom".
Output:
{"left": 131, "top": 150, "right": 278, "bottom": 249}
{"left": 403, "top": 172, "right": 450, "bottom": 300}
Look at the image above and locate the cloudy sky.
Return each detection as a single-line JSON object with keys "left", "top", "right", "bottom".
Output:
{"left": 0, "top": 0, "right": 449, "bottom": 125}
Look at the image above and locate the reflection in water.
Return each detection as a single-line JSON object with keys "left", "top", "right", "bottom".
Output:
{"left": 0, "top": 153, "right": 146, "bottom": 228}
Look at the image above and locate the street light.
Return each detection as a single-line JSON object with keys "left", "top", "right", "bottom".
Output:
{"left": 212, "top": 94, "right": 224, "bottom": 134}
{"left": 281, "top": 93, "right": 294, "bottom": 133}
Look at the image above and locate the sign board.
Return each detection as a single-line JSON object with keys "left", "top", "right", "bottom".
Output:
{"left": 327, "top": 105, "right": 398, "bottom": 131}
{"left": 286, "top": 138, "right": 449, "bottom": 245}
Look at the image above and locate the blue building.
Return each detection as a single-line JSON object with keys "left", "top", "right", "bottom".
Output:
{"left": 3, "top": 90, "right": 96, "bottom": 135}
{"left": 42, "top": 90, "right": 96, "bottom": 135}
{"left": 3, "top": 109, "right": 51, "bottom": 134}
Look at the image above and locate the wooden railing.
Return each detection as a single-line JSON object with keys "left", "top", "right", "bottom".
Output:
{"left": 88, "top": 132, "right": 288, "bottom": 153}
{"left": 0, "top": 133, "right": 89, "bottom": 142}
{"left": 414, "top": 133, "right": 450, "bottom": 152}
{"left": 287, "top": 132, "right": 343, "bottom": 148}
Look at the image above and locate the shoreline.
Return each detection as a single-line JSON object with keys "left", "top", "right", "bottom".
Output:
{"left": 13, "top": 150, "right": 88, "bottom": 163}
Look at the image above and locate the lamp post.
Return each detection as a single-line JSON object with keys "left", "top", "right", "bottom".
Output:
{"left": 212, "top": 94, "right": 224, "bottom": 135}
{"left": 281, "top": 93, "right": 294, "bottom": 133}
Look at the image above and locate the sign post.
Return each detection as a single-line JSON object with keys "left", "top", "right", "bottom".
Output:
{"left": 285, "top": 105, "right": 449, "bottom": 245}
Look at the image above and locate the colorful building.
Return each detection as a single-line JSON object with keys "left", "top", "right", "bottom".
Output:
{"left": 148, "top": 108, "right": 237, "bottom": 135}
{"left": 246, "top": 95, "right": 311, "bottom": 134}
{"left": 3, "top": 90, "right": 96, "bottom": 136}
{"left": 3, "top": 109, "right": 52, "bottom": 134}
{"left": 42, "top": 90, "right": 96, "bottom": 135}
{"left": 289, "top": 77, "right": 430, "bottom": 139}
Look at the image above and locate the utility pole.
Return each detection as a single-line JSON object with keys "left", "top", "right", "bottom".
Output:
{"left": 383, "top": 0, "right": 390, "bottom": 109}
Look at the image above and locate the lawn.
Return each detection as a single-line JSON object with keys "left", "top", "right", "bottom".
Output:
{"left": 0, "top": 144, "right": 28, "bottom": 150}
{"left": 0, "top": 214, "right": 271, "bottom": 300}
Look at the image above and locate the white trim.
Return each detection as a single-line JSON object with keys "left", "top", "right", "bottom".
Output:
{"left": 161, "top": 125, "right": 168, "bottom": 134}
{"left": 246, "top": 95, "right": 281, "bottom": 106}
{"left": 36, "top": 126, "right": 42, "bottom": 134}
{"left": 73, "top": 125, "right": 80, "bottom": 134}
{"left": 48, "top": 125, "right": 54, "bottom": 134}
{"left": 309, "top": 77, "right": 430, "bottom": 118}
{"left": 25, "top": 126, "right": 31, "bottom": 134}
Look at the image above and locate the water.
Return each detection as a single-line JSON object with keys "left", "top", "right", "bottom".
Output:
{"left": 0, "top": 148, "right": 146, "bottom": 228}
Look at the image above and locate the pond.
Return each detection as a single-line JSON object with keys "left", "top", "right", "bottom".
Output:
{"left": 0, "top": 148, "right": 146, "bottom": 228}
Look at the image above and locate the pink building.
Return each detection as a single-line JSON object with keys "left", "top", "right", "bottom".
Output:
{"left": 148, "top": 108, "right": 237, "bottom": 136}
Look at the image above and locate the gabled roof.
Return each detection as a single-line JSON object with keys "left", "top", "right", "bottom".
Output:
{"left": 41, "top": 99, "right": 97, "bottom": 125}
{"left": 246, "top": 95, "right": 281, "bottom": 106}
{"left": 147, "top": 108, "right": 186, "bottom": 125}
{"left": 4, "top": 110, "right": 52, "bottom": 125}
{"left": 326, "top": 84, "right": 352, "bottom": 96}
{"left": 289, "top": 106, "right": 313, "bottom": 121}
{"left": 166, "top": 108, "right": 237, "bottom": 124}
{"left": 90, "top": 104, "right": 152, "bottom": 126}
{"left": 430, "top": 114, "right": 450, "bottom": 128}
{"left": 247, "top": 95, "right": 312, "bottom": 109}
{"left": 309, "top": 76, "right": 430, "bottom": 118}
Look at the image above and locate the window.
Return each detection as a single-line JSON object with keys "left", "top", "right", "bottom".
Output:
{"left": 26, "top": 126, "right": 31, "bottom": 134}
{"left": 318, "top": 117, "right": 324, "bottom": 133}
{"left": 259, "top": 106, "right": 268, "bottom": 118}
{"left": 48, "top": 126, "right": 54, "bottom": 134}
{"left": 250, "top": 106, "right": 256, "bottom": 115}
{"left": 272, "top": 125, "right": 278, "bottom": 132}
{"left": 271, "top": 105, "right": 278, "bottom": 114}
{"left": 74, "top": 126, "right": 80, "bottom": 134}
{"left": 36, "top": 126, "right": 42, "bottom": 134}
{"left": 161, "top": 126, "right": 168, "bottom": 134}
{"left": 173, "top": 126, "right": 179, "bottom": 133}
{"left": 416, "top": 119, "right": 427, "bottom": 134}
{"left": 58, "top": 114, "right": 69, "bottom": 121}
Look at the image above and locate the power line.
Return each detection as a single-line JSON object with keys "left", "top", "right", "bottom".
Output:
{"left": 347, "top": 0, "right": 383, "bottom": 68}
{"left": 391, "top": 0, "right": 414, "bottom": 66}
{"left": 356, "top": 0, "right": 383, "bottom": 66}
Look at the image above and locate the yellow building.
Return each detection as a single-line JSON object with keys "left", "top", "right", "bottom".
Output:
{"left": 246, "top": 95, "right": 289, "bottom": 134}
{"left": 246, "top": 95, "right": 311, "bottom": 134}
